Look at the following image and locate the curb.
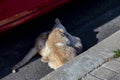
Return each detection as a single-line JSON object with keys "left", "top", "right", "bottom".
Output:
{"left": 41, "top": 29, "right": 120, "bottom": 80}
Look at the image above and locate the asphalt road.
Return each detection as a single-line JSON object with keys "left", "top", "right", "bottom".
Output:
{"left": 1, "top": 0, "right": 120, "bottom": 80}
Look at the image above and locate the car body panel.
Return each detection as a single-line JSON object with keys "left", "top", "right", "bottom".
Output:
{"left": 0, "top": 0, "right": 71, "bottom": 33}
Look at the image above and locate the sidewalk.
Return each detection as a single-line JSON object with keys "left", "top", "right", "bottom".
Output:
{"left": 82, "top": 58, "right": 120, "bottom": 80}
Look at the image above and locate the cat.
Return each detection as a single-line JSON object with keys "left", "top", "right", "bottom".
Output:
{"left": 42, "top": 18, "right": 83, "bottom": 69}
{"left": 12, "top": 18, "right": 83, "bottom": 73}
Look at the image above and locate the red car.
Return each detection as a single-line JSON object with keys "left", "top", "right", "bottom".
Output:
{"left": 0, "top": 0, "right": 71, "bottom": 33}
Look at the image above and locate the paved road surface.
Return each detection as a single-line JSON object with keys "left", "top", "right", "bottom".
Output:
{"left": 1, "top": 0, "right": 120, "bottom": 80}
{"left": 82, "top": 58, "right": 120, "bottom": 80}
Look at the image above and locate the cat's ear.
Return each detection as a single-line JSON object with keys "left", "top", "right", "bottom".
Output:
{"left": 55, "top": 18, "right": 61, "bottom": 24}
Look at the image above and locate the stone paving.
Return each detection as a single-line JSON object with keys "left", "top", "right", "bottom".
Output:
{"left": 82, "top": 58, "right": 120, "bottom": 80}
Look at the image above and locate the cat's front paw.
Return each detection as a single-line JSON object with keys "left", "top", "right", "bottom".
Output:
{"left": 12, "top": 69, "right": 16, "bottom": 73}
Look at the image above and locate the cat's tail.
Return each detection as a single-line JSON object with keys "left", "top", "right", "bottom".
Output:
{"left": 12, "top": 46, "right": 38, "bottom": 73}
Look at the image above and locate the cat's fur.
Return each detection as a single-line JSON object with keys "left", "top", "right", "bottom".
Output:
{"left": 12, "top": 18, "right": 83, "bottom": 73}
{"left": 40, "top": 18, "right": 83, "bottom": 69}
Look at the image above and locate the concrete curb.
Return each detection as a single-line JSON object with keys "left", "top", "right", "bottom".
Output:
{"left": 40, "top": 29, "right": 120, "bottom": 80}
